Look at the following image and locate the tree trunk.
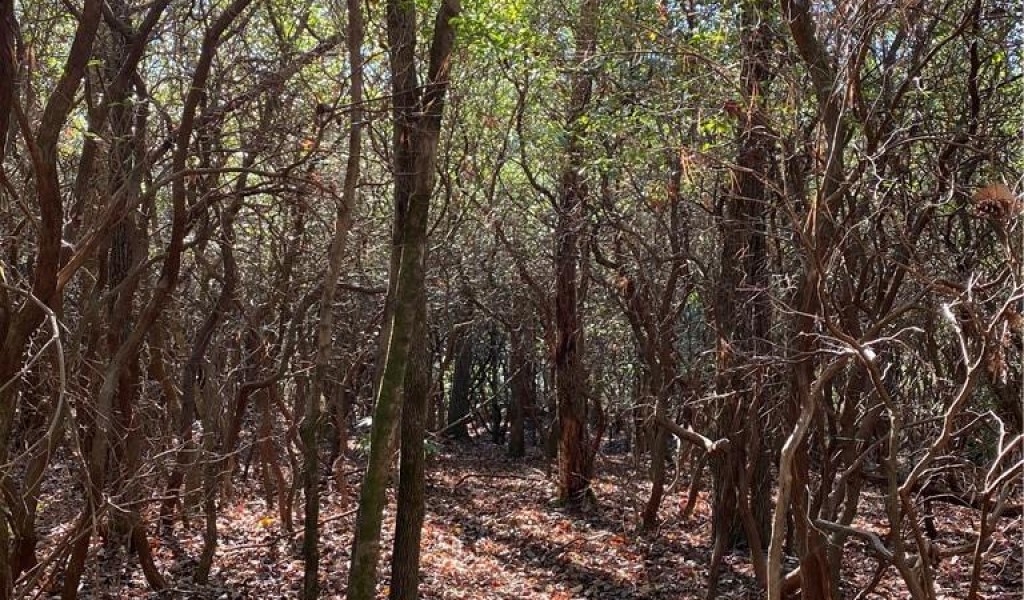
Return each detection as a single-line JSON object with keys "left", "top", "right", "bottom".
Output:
{"left": 162, "top": 126, "right": 257, "bottom": 529}
{"left": 707, "top": 1, "right": 775, "bottom": 595}
{"left": 345, "top": 2, "right": 459, "bottom": 598}
{"left": 641, "top": 386, "right": 670, "bottom": 530}
{"left": 447, "top": 325, "right": 473, "bottom": 440}
{"left": 508, "top": 315, "right": 536, "bottom": 458}
{"left": 301, "top": 0, "right": 363, "bottom": 595}
{"left": 195, "top": 364, "right": 222, "bottom": 584}
{"left": 554, "top": 0, "right": 599, "bottom": 510}
{"left": 600, "top": 154, "right": 687, "bottom": 531}
{"left": 389, "top": 297, "right": 430, "bottom": 600}
{"left": 487, "top": 328, "right": 505, "bottom": 444}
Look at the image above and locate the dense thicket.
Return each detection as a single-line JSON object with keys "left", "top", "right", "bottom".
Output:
{"left": 0, "top": 0, "right": 1021, "bottom": 598}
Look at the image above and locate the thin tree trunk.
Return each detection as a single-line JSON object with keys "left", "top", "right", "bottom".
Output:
{"left": 641, "top": 385, "right": 669, "bottom": 530}
{"left": 345, "top": 149, "right": 428, "bottom": 600}
{"left": 345, "top": 2, "right": 459, "bottom": 598}
{"left": 447, "top": 326, "right": 473, "bottom": 440}
{"left": 389, "top": 297, "right": 430, "bottom": 600}
{"left": 301, "top": 0, "right": 363, "bottom": 594}
{"left": 195, "top": 364, "right": 222, "bottom": 584}
{"left": 162, "top": 143, "right": 254, "bottom": 530}
{"left": 554, "top": 0, "right": 599, "bottom": 510}
{"left": 508, "top": 314, "right": 536, "bottom": 458}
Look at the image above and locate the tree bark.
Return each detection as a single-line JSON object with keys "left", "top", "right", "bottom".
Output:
{"left": 0, "top": 0, "right": 15, "bottom": 167}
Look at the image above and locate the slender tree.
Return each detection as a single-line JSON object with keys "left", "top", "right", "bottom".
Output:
{"left": 554, "top": 0, "right": 600, "bottom": 509}
{"left": 346, "top": 1, "right": 460, "bottom": 597}
{"left": 300, "top": 0, "right": 364, "bottom": 596}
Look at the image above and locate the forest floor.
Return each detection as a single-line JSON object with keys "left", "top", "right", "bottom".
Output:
{"left": 33, "top": 440, "right": 1023, "bottom": 599}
